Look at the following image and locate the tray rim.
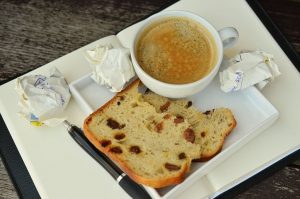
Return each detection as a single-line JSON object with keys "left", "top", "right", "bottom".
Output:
{"left": 0, "top": 0, "right": 298, "bottom": 198}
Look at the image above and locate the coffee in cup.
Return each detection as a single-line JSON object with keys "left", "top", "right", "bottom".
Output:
{"left": 136, "top": 16, "right": 218, "bottom": 84}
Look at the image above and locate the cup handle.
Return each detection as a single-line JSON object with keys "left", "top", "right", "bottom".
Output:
{"left": 218, "top": 27, "right": 239, "bottom": 49}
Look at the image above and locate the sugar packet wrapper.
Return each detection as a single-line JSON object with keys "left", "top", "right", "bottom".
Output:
{"left": 85, "top": 44, "right": 135, "bottom": 92}
{"left": 219, "top": 50, "right": 281, "bottom": 92}
{"left": 15, "top": 67, "right": 71, "bottom": 127}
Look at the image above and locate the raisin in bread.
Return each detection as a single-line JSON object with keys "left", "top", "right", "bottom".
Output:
{"left": 142, "top": 91, "right": 236, "bottom": 161}
{"left": 83, "top": 80, "right": 202, "bottom": 188}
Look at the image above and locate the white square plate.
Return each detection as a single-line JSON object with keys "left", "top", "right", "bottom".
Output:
{"left": 69, "top": 70, "right": 279, "bottom": 198}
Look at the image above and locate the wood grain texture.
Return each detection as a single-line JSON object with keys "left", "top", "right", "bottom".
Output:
{"left": 0, "top": 0, "right": 299, "bottom": 198}
{"left": 259, "top": 0, "right": 300, "bottom": 53}
{"left": 0, "top": 158, "right": 18, "bottom": 199}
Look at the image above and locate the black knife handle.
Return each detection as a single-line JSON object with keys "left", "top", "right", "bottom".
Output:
{"left": 119, "top": 175, "right": 152, "bottom": 199}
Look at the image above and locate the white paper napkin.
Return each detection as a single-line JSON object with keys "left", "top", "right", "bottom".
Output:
{"left": 85, "top": 44, "right": 135, "bottom": 92}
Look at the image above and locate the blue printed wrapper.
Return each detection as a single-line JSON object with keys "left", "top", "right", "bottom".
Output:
{"left": 219, "top": 51, "right": 281, "bottom": 92}
{"left": 15, "top": 67, "right": 71, "bottom": 127}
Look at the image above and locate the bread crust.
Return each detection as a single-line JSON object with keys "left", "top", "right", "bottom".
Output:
{"left": 83, "top": 79, "right": 190, "bottom": 188}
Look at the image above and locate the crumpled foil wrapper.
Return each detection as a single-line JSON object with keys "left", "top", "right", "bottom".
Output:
{"left": 219, "top": 50, "right": 281, "bottom": 92}
{"left": 15, "top": 67, "right": 71, "bottom": 127}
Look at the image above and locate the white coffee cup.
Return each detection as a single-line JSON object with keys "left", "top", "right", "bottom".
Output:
{"left": 131, "top": 10, "right": 238, "bottom": 98}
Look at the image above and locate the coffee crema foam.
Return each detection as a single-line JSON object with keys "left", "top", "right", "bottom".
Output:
{"left": 136, "top": 17, "right": 217, "bottom": 84}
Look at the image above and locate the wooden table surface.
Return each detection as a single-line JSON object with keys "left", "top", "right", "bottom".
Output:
{"left": 0, "top": 0, "right": 299, "bottom": 198}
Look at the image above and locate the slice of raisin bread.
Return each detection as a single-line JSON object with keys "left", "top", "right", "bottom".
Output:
{"left": 142, "top": 91, "right": 236, "bottom": 161}
{"left": 83, "top": 80, "right": 201, "bottom": 188}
